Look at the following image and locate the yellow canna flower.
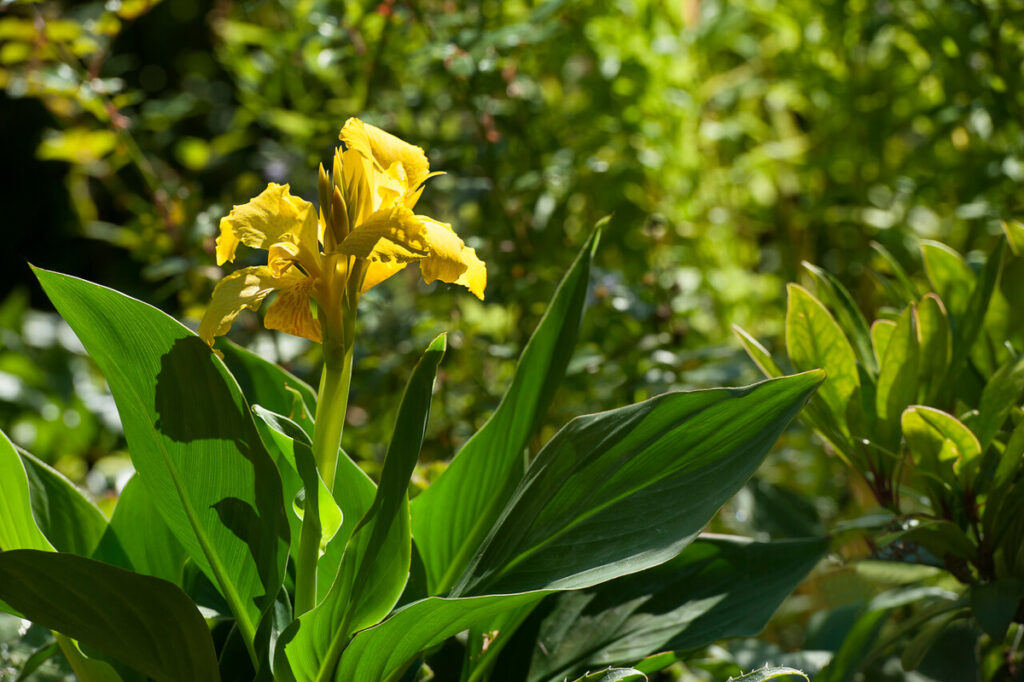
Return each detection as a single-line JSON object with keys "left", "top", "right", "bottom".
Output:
{"left": 198, "top": 118, "right": 486, "bottom": 351}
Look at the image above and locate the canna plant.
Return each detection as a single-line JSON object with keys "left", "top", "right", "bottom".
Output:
{"left": 735, "top": 222, "right": 1024, "bottom": 676}
{"left": 0, "top": 121, "right": 825, "bottom": 682}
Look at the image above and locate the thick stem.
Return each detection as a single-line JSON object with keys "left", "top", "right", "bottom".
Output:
{"left": 294, "top": 342, "right": 354, "bottom": 615}
{"left": 312, "top": 344, "right": 354, "bottom": 490}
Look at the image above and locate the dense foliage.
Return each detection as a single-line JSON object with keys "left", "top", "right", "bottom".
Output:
{"left": 1, "top": 0, "right": 1022, "bottom": 680}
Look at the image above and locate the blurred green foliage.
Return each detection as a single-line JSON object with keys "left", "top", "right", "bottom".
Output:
{"left": 1, "top": 0, "right": 1022, "bottom": 677}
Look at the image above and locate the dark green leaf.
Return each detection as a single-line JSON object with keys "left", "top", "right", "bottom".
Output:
{"left": 0, "top": 549, "right": 220, "bottom": 682}
{"left": 412, "top": 229, "right": 599, "bottom": 594}
{"left": 970, "top": 579, "right": 1023, "bottom": 639}
{"left": 19, "top": 448, "right": 107, "bottom": 556}
{"left": 522, "top": 536, "right": 826, "bottom": 682}
{"left": 218, "top": 339, "right": 317, "bottom": 439}
{"left": 975, "top": 355, "right": 1024, "bottom": 452}
{"left": 452, "top": 372, "right": 823, "bottom": 596}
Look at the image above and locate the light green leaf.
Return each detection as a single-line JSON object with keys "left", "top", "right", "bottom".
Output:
{"left": 335, "top": 593, "right": 544, "bottom": 682}
{"left": 870, "top": 319, "right": 896, "bottom": 368}
{"left": 802, "top": 261, "right": 876, "bottom": 374}
{"left": 875, "top": 304, "right": 918, "bottom": 451}
{"left": 733, "top": 325, "right": 784, "bottom": 378}
{"left": 34, "top": 267, "right": 290, "bottom": 660}
{"left": 902, "top": 406, "right": 981, "bottom": 482}
{"left": 524, "top": 536, "right": 827, "bottom": 682}
{"left": 282, "top": 336, "right": 447, "bottom": 682}
{"left": 785, "top": 285, "right": 859, "bottom": 424}
{"left": 452, "top": 372, "right": 823, "bottom": 596}
{"left": 0, "top": 430, "right": 52, "bottom": 552}
{"left": 921, "top": 240, "right": 974, "bottom": 321}
{"left": 0, "top": 550, "right": 220, "bottom": 682}
{"left": 412, "top": 229, "right": 599, "bottom": 594}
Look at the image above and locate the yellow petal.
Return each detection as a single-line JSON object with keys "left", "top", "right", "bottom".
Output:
{"left": 216, "top": 183, "right": 316, "bottom": 265}
{"left": 452, "top": 246, "right": 487, "bottom": 300}
{"left": 264, "top": 276, "right": 322, "bottom": 343}
{"left": 198, "top": 266, "right": 279, "bottom": 347}
{"left": 361, "top": 261, "right": 409, "bottom": 293}
{"left": 338, "top": 209, "right": 486, "bottom": 298}
{"left": 339, "top": 118, "right": 430, "bottom": 190}
{"left": 337, "top": 205, "right": 432, "bottom": 263}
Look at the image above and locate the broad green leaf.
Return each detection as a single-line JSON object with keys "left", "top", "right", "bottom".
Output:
{"left": 802, "top": 261, "right": 876, "bottom": 374}
{"left": 921, "top": 240, "right": 974, "bottom": 322}
{"left": 522, "top": 536, "right": 827, "bottom": 682}
{"left": 335, "top": 593, "right": 544, "bottom": 682}
{"left": 282, "top": 336, "right": 446, "bottom": 682}
{"left": 785, "top": 285, "right": 859, "bottom": 438}
{"left": 218, "top": 338, "right": 317, "bottom": 438}
{"left": 900, "top": 611, "right": 959, "bottom": 671}
{"left": 0, "top": 549, "right": 220, "bottom": 682}
{"left": 34, "top": 268, "right": 290, "bottom": 657}
{"left": 0, "top": 430, "right": 52, "bottom": 552}
{"left": 19, "top": 448, "right": 107, "bottom": 556}
{"left": 93, "top": 476, "right": 186, "bottom": 584}
{"left": 902, "top": 406, "right": 981, "bottom": 482}
{"left": 915, "top": 294, "right": 950, "bottom": 404}
{"left": 413, "top": 229, "right": 599, "bottom": 594}
{"left": 451, "top": 372, "right": 823, "bottom": 596}
{"left": 975, "top": 355, "right": 1024, "bottom": 452}
{"left": 875, "top": 304, "right": 918, "bottom": 451}
{"left": 970, "top": 579, "right": 1023, "bottom": 639}
{"left": 732, "top": 325, "right": 783, "bottom": 378}
{"left": 732, "top": 667, "right": 809, "bottom": 682}
{"left": 869, "top": 319, "right": 896, "bottom": 368}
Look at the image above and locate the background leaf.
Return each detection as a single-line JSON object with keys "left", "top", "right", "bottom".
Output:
{"left": 452, "top": 371, "right": 823, "bottom": 596}
{"left": 507, "top": 536, "right": 827, "bottom": 682}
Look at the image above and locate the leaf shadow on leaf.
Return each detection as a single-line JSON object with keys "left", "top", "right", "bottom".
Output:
{"left": 153, "top": 336, "right": 290, "bottom": 611}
